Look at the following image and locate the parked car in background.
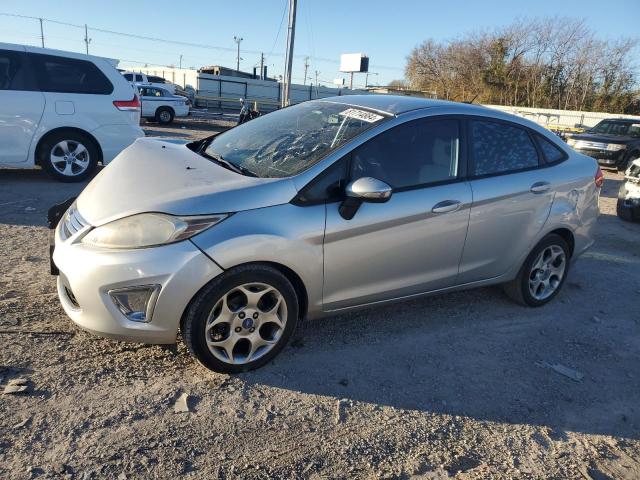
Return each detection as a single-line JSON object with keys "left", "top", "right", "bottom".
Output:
{"left": 122, "top": 71, "right": 176, "bottom": 94}
{"left": 138, "top": 86, "right": 189, "bottom": 124}
{"left": 617, "top": 158, "right": 640, "bottom": 222}
{"left": 566, "top": 119, "right": 640, "bottom": 171}
{"left": 51, "top": 96, "right": 601, "bottom": 373}
{"left": 0, "top": 43, "right": 144, "bottom": 182}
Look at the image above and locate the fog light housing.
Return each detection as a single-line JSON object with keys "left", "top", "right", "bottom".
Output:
{"left": 108, "top": 285, "right": 161, "bottom": 323}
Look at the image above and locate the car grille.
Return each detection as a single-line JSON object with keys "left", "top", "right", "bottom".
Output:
{"left": 60, "top": 204, "right": 89, "bottom": 240}
{"left": 574, "top": 140, "right": 608, "bottom": 150}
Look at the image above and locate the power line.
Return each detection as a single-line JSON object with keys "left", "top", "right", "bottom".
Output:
{"left": 267, "top": 0, "right": 288, "bottom": 59}
{"left": 0, "top": 11, "right": 404, "bottom": 72}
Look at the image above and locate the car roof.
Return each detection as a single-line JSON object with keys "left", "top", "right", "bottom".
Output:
{"left": 318, "top": 94, "right": 490, "bottom": 116}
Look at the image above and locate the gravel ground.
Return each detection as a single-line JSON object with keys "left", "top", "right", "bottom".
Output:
{"left": 1, "top": 122, "right": 639, "bottom": 479}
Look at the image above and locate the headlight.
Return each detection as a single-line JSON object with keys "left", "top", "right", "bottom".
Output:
{"left": 80, "top": 213, "right": 228, "bottom": 249}
{"left": 606, "top": 143, "right": 626, "bottom": 151}
{"left": 567, "top": 138, "right": 577, "bottom": 147}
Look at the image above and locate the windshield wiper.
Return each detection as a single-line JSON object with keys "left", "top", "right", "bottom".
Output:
{"left": 200, "top": 151, "right": 257, "bottom": 177}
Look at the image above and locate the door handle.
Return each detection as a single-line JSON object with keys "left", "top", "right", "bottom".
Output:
{"left": 432, "top": 200, "right": 461, "bottom": 214}
{"left": 530, "top": 181, "right": 551, "bottom": 194}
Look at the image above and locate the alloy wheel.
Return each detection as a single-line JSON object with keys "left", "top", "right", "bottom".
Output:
{"left": 528, "top": 245, "right": 566, "bottom": 300}
{"left": 50, "top": 140, "right": 90, "bottom": 177}
{"left": 205, "top": 283, "right": 287, "bottom": 365}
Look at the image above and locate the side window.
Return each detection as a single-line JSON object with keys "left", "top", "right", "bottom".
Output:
{"left": 295, "top": 158, "right": 348, "bottom": 205}
{"left": 135, "top": 74, "right": 143, "bottom": 82}
{"left": 351, "top": 119, "right": 459, "bottom": 189}
{"left": 139, "top": 87, "right": 149, "bottom": 96}
{"left": 123, "top": 73, "right": 133, "bottom": 81}
{"left": 535, "top": 134, "right": 567, "bottom": 164}
{"left": 0, "top": 50, "right": 31, "bottom": 90}
{"left": 470, "top": 120, "right": 539, "bottom": 176}
{"left": 30, "top": 53, "right": 113, "bottom": 94}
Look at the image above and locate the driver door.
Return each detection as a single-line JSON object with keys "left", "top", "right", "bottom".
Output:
{"left": 322, "top": 117, "right": 472, "bottom": 311}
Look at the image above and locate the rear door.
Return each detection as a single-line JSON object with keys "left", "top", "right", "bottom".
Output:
{"left": 457, "top": 118, "right": 554, "bottom": 283}
{"left": 0, "top": 47, "right": 45, "bottom": 164}
{"left": 322, "top": 117, "right": 472, "bottom": 310}
{"left": 28, "top": 51, "right": 116, "bottom": 131}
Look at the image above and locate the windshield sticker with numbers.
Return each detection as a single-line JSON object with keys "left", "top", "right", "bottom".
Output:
{"left": 338, "top": 108, "right": 385, "bottom": 123}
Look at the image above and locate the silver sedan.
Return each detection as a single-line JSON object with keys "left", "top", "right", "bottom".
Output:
{"left": 51, "top": 96, "right": 601, "bottom": 373}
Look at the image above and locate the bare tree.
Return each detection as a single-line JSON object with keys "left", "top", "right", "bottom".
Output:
{"left": 404, "top": 17, "right": 639, "bottom": 113}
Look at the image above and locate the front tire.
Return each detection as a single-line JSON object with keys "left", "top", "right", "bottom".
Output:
{"left": 182, "top": 264, "right": 299, "bottom": 373}
{"left": 38, "top": 130, "right": 99, "bottom": 182}
{"left": 503, "top": 234, "right": 570, "bottom": 307}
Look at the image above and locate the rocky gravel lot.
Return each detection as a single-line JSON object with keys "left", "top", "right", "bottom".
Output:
{"left": 1, "top": 120, "right": 639, "bottom": 479}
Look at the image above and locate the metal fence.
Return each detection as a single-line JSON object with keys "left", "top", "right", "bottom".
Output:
{"left": 485, "top": 104, "right": 640, "bottom": 133}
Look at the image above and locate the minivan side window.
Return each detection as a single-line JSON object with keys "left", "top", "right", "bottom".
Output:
{"left": 470, "top": 120, "right": 539, "bottom": 176}
{"left": 123, "top": 73, "right": 133, "bottom": 81}
{"left": 30, "top": 53, "right": 113, "bottom": 95}
{"left": 351, "top": 119, "right": 459, "bottom": 189}
{"left": 535, "top": 134, "right": 567, "bottom": 165}
{"left": 0, "top": 50, "right": 30, "bottom": 90}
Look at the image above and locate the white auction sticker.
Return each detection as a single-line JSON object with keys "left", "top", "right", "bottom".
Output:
{"left": 339, "top": 108, "right": 384, "bottom": 123}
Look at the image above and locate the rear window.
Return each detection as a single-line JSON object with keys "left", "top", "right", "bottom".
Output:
{"left": 30, "top": 53, "right": 113, "bottom": 95}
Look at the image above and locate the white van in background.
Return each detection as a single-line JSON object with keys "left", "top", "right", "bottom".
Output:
{"left": 122, "top": 71, "right": 176, "bottom": 94}
{"left": 0, "top": 43, "right": 144, "bottom": 182}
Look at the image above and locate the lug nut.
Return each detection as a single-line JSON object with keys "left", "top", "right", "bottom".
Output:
{"left": 249, "top": 327, "right": 255, "bottom": 333}
{"left": 235, "top": 327, "right": 242, "bottom": 333}
{"left": 252, "top": 312, "right": 259, "bottom": 319}
{"left": 238, "top": 312, "right": 245, "bottom": 319}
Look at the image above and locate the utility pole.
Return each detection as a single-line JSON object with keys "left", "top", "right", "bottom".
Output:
{"left": 179, "top": 54, "right": 183, "bottom": 69}
{"left": 314, "top": 70, "right": 319, "bottom": 98}
{"left": 303, "top": 56, "right": 309, "bottom": 85}
{"left": 84, "top": 24, "right": 91, "bottom": 55}
{"left": 233, "top": 36, "right": 243, "bottom": 72}
{"left": 282, "top": 0, "right": 297, "bottom": 107}
{"left": 259, "top": 52, "right": 264, "bottom": 80}
{"left": 39, "top": 18, "right": 44, "bottom": 47}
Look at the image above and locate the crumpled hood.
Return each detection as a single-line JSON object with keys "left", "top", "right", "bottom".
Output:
{"left": 77, "top": 138, "right": 298, "bottom": 226}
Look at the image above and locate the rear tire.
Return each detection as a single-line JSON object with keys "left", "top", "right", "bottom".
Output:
{"left": 155, "top": 107, "right": 174, "bottom": 125}
{"left": 38, "top": 130, "right": 99, "bottom": 183}
{"left": 182, "top": 264, "right": 299, "bottom": 374}
{"left": 503, "top": 234, "right": 570, "bottom": 307}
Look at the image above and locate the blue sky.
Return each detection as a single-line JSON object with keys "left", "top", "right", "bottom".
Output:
{"left": 1, "top": 0, "right": 638, "bottom": 87}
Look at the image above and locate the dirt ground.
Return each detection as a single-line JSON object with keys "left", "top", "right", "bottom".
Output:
{"left": 1, "top": 120, "right": 639, "bottom": 479}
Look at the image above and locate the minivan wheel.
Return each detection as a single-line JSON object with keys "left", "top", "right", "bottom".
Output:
{"left": 503, "top": 234, "right": 570, "bottom": 307}
{"left": 156, "top": 107, "right": 174, "bottom": 125}
{"left": 39, "top": 131, "right": 99, "bottom": 183}
{"left": 182, "top": 264, "right": 299, "bottom": 373}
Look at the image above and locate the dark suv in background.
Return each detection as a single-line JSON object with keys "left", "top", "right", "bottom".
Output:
{"left": 566, "top": 119, "right": 640, "bottom": 171}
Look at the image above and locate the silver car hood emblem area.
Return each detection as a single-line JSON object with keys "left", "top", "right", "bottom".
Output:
{"left": 76, "top": 138, "right": 297, "bottom": 226}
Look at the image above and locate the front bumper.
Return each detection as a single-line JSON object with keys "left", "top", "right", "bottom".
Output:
{"left": 617, "top": 181, "right": 640, "bottom": 222}
{"left": 574, "top": 148, "right": 625, "bottom": 168}
{"left": 53, "top": 228, "right": 223, "bottom": 344}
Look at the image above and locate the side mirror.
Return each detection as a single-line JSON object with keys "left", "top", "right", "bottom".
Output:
{"left": 339, "top": 177, "right": 392, "bottom": 220}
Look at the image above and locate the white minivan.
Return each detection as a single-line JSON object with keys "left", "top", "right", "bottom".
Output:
{"left": 0, "top": 43, "right": 144, "bottom": 182}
